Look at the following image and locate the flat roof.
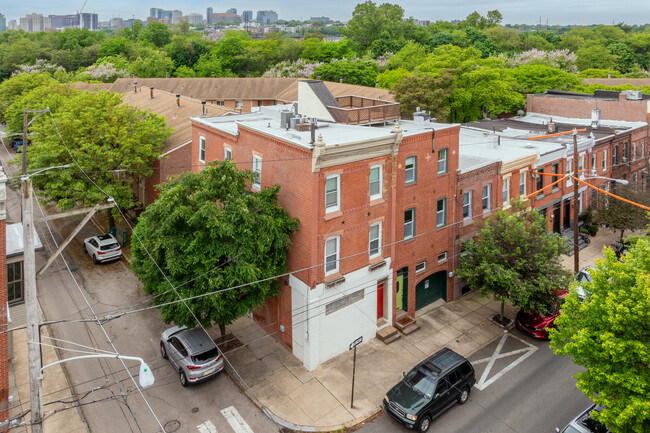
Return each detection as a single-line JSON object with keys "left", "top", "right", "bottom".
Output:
{"left": 7, "top": 223, "right": 43, "bottom": 258}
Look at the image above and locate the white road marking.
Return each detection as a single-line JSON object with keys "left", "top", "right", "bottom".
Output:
{"left": 473, "top": 333, "right": 538, "bottom": 391}
{"left": 197, "top": 420, "right": 218, "bottom": 433}
{"left": 221, "top": 406, "right": 254, "bottom": 433}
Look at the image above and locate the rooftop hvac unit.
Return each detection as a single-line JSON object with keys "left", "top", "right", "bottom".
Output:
{"left": 280, "top": 110, "right": 294, "bottom": 129}
{"left": 625, "top": 90, "right": 643, "bottom": 100}
{"left": 413, "top": 111, "right": 430, "bottom": 122}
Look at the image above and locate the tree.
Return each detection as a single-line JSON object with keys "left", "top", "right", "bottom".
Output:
{"left": 342, "top": 1, "right": 405, "bottom": 50}
{"left": 139, "top": 21, "right": 172, "bottom": 48}
{"left": 576, "top": 45, "right": 619, "bottom": 71}
{"left": 27, "top": 90, "right": 171, "bottom": 225}
{"left": 550, "top": 240, "right": 650, "bottom": 433}
{"left": 131, "top": 161, "right": 299, "bottom": 336}
{"left": 312, "top": 59, "right": 378, "bottom": 87}
{"left": 0, "top": 73, "right": 55, "bottom": 121}
{"left": 456, "top": 201, "right": 572, "bottom": 321}
{"left": 509, "top": 64, "right": 581, "bottom": 94}
{"left": 593, "top": 184, "right": 650, "bottom": 241}
{"left": 486, "top": 10, "right": 503, "bottom": 27}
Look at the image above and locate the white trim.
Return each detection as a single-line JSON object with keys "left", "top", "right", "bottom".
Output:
{"left": 224, "top": 146, "right": 232, "bottom": 161}
{"left": 199, "top": 136, "right": 206, "bottom": 163}
{"left": 437, "top": 251, "right": 448, "bottom": 263}
{"left": 415, "top": 261, "right": 426, "bottom": 273}
{"left": 252, "top": 155, "right": 262, "bottom": 190}
{"left": 324, "top": 236, "right": 340, "bottom": 275}
{"left": 325, "top": 174, "right": 340, "bottom": 213}
{"left": 482, "top": 184, "right": 491, "bottom": 213}
{"left": 369, "top": 165, "right": 382, "bottom": 201}
{"left": 462, "top": 190, "right": 472, "bottom": 220}
{"left": 369, "top": 222, "right": 382, "bottom": 259}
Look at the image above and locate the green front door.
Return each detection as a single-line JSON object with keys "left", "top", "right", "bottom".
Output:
{"left": 396, "top": 267, "right": 409, "bottom": 311}
{"left": 415, "top": 271, "right": 447, "bottom": 310}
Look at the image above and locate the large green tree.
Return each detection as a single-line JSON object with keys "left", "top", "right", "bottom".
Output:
{"left": 550, "top": 240, "right": 650, "bottom": 433}
{"left": 342, "top": 1, "right": 406, "bottom": 51}
{"left": 27, "top": 90, "right": 171, "bottom": 224}
{"left": 456, "top": 201, "right": 572, "bottom": 321}
{"left": 593, "top": 184, "right": 650, "bottom": 241}
{"left": 131, "top": 161, "right": 300, "bottom": 335}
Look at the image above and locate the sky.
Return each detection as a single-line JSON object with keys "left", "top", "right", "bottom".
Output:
{"left": 1, "top": 0, "right": 648, "bottom": 26}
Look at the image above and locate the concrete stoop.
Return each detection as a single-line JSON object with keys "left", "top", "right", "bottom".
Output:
{"left": 394, "top": 312, "right": 420, "bottom": 335}
{"left": 376, "top": 325, "right": 401, "bottom": 344}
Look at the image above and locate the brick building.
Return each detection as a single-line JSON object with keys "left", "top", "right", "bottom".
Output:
{"left": 191, "top": 81, "right": 459, "bottom": 370}
{"left": 0, "top": 168, "right": 7, "bottom": 424}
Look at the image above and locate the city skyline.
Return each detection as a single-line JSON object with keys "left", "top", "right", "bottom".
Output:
{"left": 1, "top": 0, "right": 649, "bottom": 25}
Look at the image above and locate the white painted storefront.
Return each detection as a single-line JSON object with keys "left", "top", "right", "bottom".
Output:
{"left": 291, "top": 259, "right": 393, "bottom": 371}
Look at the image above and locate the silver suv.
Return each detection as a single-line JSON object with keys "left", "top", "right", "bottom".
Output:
{"left": 160, "top": 326, "right": 224, "bottom": 387}
{"left": 556, "top": 404, "right": 610, "bottom": 433}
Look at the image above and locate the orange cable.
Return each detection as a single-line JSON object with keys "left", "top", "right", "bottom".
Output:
{"left": 524, "top": 174, "right": 569, "bottom": 199}
{"left": 528, "top": 129, "right": 587, "bottom": 140}
{"left": 573, "top": 177, "right": 650, "bottom": 211}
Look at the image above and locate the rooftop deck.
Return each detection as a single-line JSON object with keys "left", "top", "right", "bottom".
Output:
{"left": 327, "top": 95, "right": 400, "bottom": 125}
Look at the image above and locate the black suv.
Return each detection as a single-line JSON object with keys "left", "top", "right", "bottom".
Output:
{"left": 384, "top": 348, "right": 476, "bottom": 432}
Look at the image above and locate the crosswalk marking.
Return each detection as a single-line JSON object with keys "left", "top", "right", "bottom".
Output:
{"left": 220, "top": 406, "right": 254, "bottom": 433}
{"left": 472, "top": 333, "right": 538, "bottom": 391}
{"left": 197, "top": 420, "right": 218, "bottom": 433}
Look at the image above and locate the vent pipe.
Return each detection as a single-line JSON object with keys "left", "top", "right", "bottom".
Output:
{"left": 165, "top": 72, "right": 169, "bottom": 78}
{"left": 375, "top": 81, "right": 379, "bottom": 88}
{"left": 310, "top": 122, "right": 316, "bottom": 144}
{"left": 176, "top": 94, "right": 181, "bottom": 107}
{"left": 212, "top": 72, "right": 215, "bottom": 78}
{"left": 134, "top": 82, "right": 137, "bottom": 94}
{"left": 202, "top": 101, "right": 207, "bottom": 115}
{"left": 150, "top": 87, "right": 154, "bottom": 99}
{"left": 339, "top": 75, "right": 343, "bottom": 83}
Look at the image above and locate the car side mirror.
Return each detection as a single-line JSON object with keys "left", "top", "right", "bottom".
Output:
{"left": 402, "top": 371, "right": 406, "bottom": 378}
{"left": 434, "top": 393, "right": 439, "bottom": 399}
{"left": 555, "top": 428, "right": 560, "bottom": 432}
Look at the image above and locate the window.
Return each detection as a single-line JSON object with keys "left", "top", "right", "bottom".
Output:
{"left": 235, "top": 100, "right": 243, "bottom": 109}
{"left": 613, "top": 146, "right": 618, "bottom": 165}
{"left": 552, "top": 163, "right": 559, "bottom": 191}
{"left": 252, "top": 155, "right": 262, "bottom": 190}
{"left": 591, "top": 153, "right": 596, "bottom": 174}
{"left": 325, "top": 289, "right": 364, "bottom": 314}
{"left": 7, "top": 262, "right": 23, "bottom": 304}
{"left": 565, "top": 158, "right": 572, "bottom": 186}
{"left": 415, "top": 261, "right": 426, "bottom": 273}
{"left": 369, "top": 165, "right": 382, "bottom": 200}
{"left": 536, "top": 168, "right": 544, "bottom": 193}
{"left": 199, "top": 136, "right": 206, "bottom": 162}
{"left": 216, "top": 100, "right": 225, "bottom": 106}
{"left": 502, "top": 177, "right": 509, "bottom": 204}
{"left": 325, "top": 175, "right": 340, "bottom": 212}
{"left": 633, "top": 172, "right": 638, "bottom": 185}
{"left": 632, "top": 142, "right": 637, "bottom": 161}
{"left": 437, "top": 149, "right": 448, "bottom": 174}
{"left": 602, "top": 150, "right": 607, "bottom": 171}
{"left": 579, "top": 154, "right": 585, "bottom": 178}
{"left": 642, "top": 139, "right": 645, "bottom": 159}
{"left": 462, "top": 191, "right": 472, "bottom": 220}
{"left": 369, "top": 223, "right": 381, "bottom": 258}
{"left": 224, "top": 147, "right": 232, "bottom": 161}
{"left": 405, "top": 156, "right": 417, "bottom": 184}
{"left": 482, "top": 184, "right": 491, "bottom": 212}
{"left": 404, "top": 208, "right": 415, "bottom": 239}
{"left": 519, "top": 171, "right": 526, "bottom": 196}
{"left": 437, "top": 252, "right": 448, "bottom": 263}
{"left": 622, "top": 142, "right": 628, "bottom": 162}
{"left": 436, "top": 198, "right": 446, "bottom": 228}
{"left": 325, "top": 236, "right": 339, "bottom": 274}
{"left": 258, "top": 100, "right": 264, "bottom": 107}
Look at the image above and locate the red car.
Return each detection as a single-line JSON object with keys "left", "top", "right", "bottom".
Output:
{"left": 515, "top": 290, "right": 569, "bottom": 339}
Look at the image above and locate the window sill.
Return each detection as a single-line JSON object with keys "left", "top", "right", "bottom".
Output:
{"left": 368, "top": 258, "right": 386, "bottom": 271}
{"left": 324, "top": 273, "right": 345, "bottom": 287}
{"left": 436, "top": 225, "right": 446, "bottom": 230}
{"left": 369, "top": 197, "right": 385, "bottom": 207}
{"left": 536, "top": 194, "right": 544, "bottom": 199}
{"left": 403, "top": 236, "right": 415, "bottom": 244}
{"left": 324, "top": 210, "right": 342, "bottom": 221}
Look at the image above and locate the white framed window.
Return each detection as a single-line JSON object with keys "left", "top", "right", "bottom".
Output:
{"left": 482, "top": 184, "right": 491, "bottom": 212}
{"left": 324, "top": 236, "right": 339, "bottom": 275}
{"left": 613, "top": 145, "right": 619, "bottom": 165}
{"left": 462, "top": 190, "right": 472, "bottom": 220}
{"left": 235, "top": 100, "right": 243, "bottom": 109}
{"left": 436, "top": 198, "right": 446, "bottom": 228}
{"left": 591, "top": 153, "right": 596, "bottom": 174}
{"left": 437, "top": 252, "right": 448, "bottom": 263}
{"left": 369, "top": 222, "right": 381, "bottom": 258}
{"left": 632, "top": 141, "right": 637, "bottom": 161}
{"left": 579, "top": 154, "right": 585, "bottom": 179}
{"left": 405, "top": 156, "right": 416, "bottom": 184}
{"left": 641, "top": 139, "right": 645, "bottom": 159}
{"left": 224, "top": 146, "right": 232, "bottom": 161}
{"left": 565, "top": 158, "right": 572, "bottom": 187}
{"left": 404, "top": 208, "right": 415, "bottom": 240}
{"left": 252, "top": 155, "right": 262, "bottom": 190}
{"left": 415, "top": 261, "right": 426, "bottom": 273}
{"left": 502, "top": 177, "right": 510, "bottom": 205}
{"left": 325, "top": 175, "right": 340, "bottom": 213}
{"left": 622, "top": 142, "right": 628, "bottom": 162}
{"left": 369, "top": 165, "right": 382, "bottom": 200}
{"left": 520, "top": 171, "right": 527, "bottom": 196}
{"left": 437, "top": 149, "right": 448, "bottom": 174}
{"left": 602, "top": 150, "right": 607, "bottom": 171}
{"left": 633, "top": 172, "right": 638, "bottom": 185}
{"left": 199, "top": 136, "right": 206, "bottom": 162}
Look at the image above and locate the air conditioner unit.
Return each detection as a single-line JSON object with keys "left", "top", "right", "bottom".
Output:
{"left": 625, "top": 90, "right": 643, "bottom": 100}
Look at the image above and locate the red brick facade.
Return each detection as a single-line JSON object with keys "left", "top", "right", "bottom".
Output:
{"left": 0, "top": 212, "right": 7, "bottom": 422}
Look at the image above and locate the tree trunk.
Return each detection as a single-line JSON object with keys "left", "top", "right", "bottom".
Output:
{"left": 107, "top": 208, "right": 115, "bottom": 230}
{"left": 620, "top": 229, "right": 625, "bottom": 242}
{"left": 500, "top": 300, "right": 505, "bottom": 323}
{"left": 218, "top": 323, "right": 226, "bottom": 342}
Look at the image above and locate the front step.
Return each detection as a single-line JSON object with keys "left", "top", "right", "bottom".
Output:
{"left": 394, "top": 313, "right": 420, "bottom": 335}
{"left": 377, "top": 325, "right": 401, "bottom": 344}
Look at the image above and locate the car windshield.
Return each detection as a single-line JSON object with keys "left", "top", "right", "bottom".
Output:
{"left": 192, "top": 347, "right": 219, "bottom": 363}
{"left": 100, "top": 243, "right": 120, "bottom": 251}
{"left": 577, "top": 271, "right": 592, "bottom": 284}
{"left": 404, "top": 368, "right": 435, "bottom": 398}
{"left": 561, "top": 426, "right": 582, "bottom": 433}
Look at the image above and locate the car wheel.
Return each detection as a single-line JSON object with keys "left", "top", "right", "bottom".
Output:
{"left": 416, "top": 415, "right": 431, "bottom": 433}
{"left": 180, "top": 371, "right": 188, "bottom": 387}
{"left": 92, "top": 254, "right": 98, "bottom": 264}
{"left": 160, "top": 342, "right": 167, "bottom": 359}
{"left": 458, "top": 386, "right": 470, "bottom": 405}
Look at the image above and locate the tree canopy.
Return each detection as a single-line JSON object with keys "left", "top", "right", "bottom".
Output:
{"left": 550, "top": 240, "right": 650, "bottom": 433}
{"left": 456, "top": 201, "right": 573, "bottom": 319}
{"left": 593, "top": 184, "right": 650, "bottom": 241}
{"left": 131, "top": 161, "right": 300, "bottom": 335}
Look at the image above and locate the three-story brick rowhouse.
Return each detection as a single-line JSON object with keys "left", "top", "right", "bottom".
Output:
{"left": 191, "top": 81, "right": 459, "bottom": 370}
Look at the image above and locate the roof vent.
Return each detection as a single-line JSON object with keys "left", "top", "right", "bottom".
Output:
{"left": 547, "top": 118, "right": 557, "bottom": 134}
{"left": 625, "top": 90, "right": 643, "bottom": 100}
{"left": 591, "top": 109, "right": 601, "bottom": 128}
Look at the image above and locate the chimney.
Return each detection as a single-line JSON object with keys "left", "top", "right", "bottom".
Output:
{"left": 166, "top": 72, "right": 169, "bottom": 78}
{"left": 176, "top": 94, "right": 180, "bottom": 107}
{"left": 339, "top": 75, "right": 343, "bottom": 83}
{"left": 591, "top": 109, "right": 601, "bottom": 128}
{"left": 202, "top": 101, "right": 207, "bottom": 116}
{"left": 310, "top": 122, "right": 316, "bottom": 144}
{"left": 375, "top": 81, "right": 379, "bottom": 88}
{"left": 317, "top": 74, "right": 320, "bottom": 80}
{"left": 131, "top": 72, "right": 134, "bottom": 78}
{"left": 134, "top": 82, "right": 138, "bottom": 94}
{"left": 150, "top": 87, "right": 154, "bottom": 99}
{"left": 212, "top": 72, "right": 215, "bottom": 78}
{"left": 547, "top": 117, "right": 557, "bottom": 133}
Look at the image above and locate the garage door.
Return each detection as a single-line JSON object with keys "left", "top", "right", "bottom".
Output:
{"left": 415, "top": 271, "right": 447, "bottom": 310}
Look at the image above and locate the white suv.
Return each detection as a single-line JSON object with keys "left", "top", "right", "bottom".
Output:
{"left": 83, "top": 234, "right": 122, "bottom": 264}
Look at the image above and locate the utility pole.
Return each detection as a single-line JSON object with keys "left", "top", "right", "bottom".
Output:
{"left": 22, "top": 108, "right": 47, "bottom": 433}
{"left": 572, "top": 129, "right": 580, "bottom": 273}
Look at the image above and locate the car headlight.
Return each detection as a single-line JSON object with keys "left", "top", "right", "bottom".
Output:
{"left": 384, "top": 396, "right": 389, "bottom": 405}
{"left": 406, "top": 414, "right": 418, "bottom": 421}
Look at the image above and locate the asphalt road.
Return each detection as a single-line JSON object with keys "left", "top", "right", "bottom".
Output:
{"left": 359, "top": 331, "right": 591, "bottom": 433}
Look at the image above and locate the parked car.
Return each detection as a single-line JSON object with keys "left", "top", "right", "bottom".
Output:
{"left": 515, "top": 290, "right": 569, "bottom": 339}
{"left": 83, "top": 234, "right": 122, "bottom": 264}
{"left": 575, "top": 266, "right": 595, "bottom": 299}
{"left": 384, "top": 348, "right": 476, "bottom": 432}
{"left": 160, "top": 326, "right": 224, "bottom": 387}
{"left": 555, "top": 404, "right": 610, "bottom": 433}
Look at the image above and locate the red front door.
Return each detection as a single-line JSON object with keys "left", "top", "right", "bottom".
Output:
{"left": 377, "top": 282, "right": 384, "bottom": 319}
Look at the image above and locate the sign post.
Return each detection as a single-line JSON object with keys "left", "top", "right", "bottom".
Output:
{"left": 349, "top": 336, "right": 362, "bottom": 408}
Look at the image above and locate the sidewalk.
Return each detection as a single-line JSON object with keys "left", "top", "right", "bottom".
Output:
{"left": 223, "top": 228, "right": 622, "bottom": 432}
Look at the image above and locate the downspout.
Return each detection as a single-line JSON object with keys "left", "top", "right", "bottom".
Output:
{"left": 389, "top": 122, "right": 402, "bottom": 325}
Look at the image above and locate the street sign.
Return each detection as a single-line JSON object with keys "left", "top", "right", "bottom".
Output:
{"left": 349, "top": 336, "right": 363, "bottom": 351}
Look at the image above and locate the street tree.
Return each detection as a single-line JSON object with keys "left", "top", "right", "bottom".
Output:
{"left": 342, "top": 1, "right": 405, "bottom": 51}
{"left": 27, "top": 90, "right": 171, "bottom": 225}
{"left": 456, "top": 201, "right": 572, "bottom": 322}
{"left": 312, "top": 59, "right": 379, "bottom": 87}
{"left": 593, "top": 184, "right": 650, "bottom": 241}
{"left": 550, "top": 240, "right": 650, "bottom": 433}
{"left": 131, "top": 161, "right": 300, "bottom": 336}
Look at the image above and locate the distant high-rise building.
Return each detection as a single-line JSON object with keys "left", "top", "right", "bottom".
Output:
{"left": 256, "top": 10, "right": 278, "bottom": 24}
{"left": 150, "top": 8, "right": 163, "bottom": 19}
{"left": 211, "top": 13, "right": 238, "bottom": 23}
{"left": 19, "top": 14, "right": 51, "bottom": 32}
{"left": 226, "top": 8, "right": 237, "bottom": 14}
{"left": 80, "top": 12, "right": 98, "bottom": 30}
{"left": 171, "top": 10, "right": 182, "bottom": 24}
{"left": 49, "top": 14, "right": 79, "bottom": 29}
{"left": 310, "top": 16, "right": 330, "bottom": 23}
{"left": 206, "top": 7, "right": 213, "bottom": 24}
{"left": 7, "top": 19, "right": 17, "bottom": 31}
{"left": 111, "top": 17, "right": 123, "bottom": 29}
{"left": 185, "top": 13, "right": 203, "bottom": 25}
{"left": 122, "top": 18, "right": 140, "bottom": 28}
{"left": 0, "top": 14, "right": 6, "bottom": 32}
{"left": 242, "top": 10, "right": 253, "bottom": 22}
